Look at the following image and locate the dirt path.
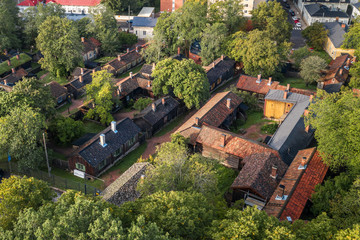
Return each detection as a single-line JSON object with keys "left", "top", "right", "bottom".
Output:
{"left": 61, "top": 98, "right": 84, "bottom": 116}
{"left": 113, "top": 109, "right": 138, "bottom": 121}
{"left": 242, "top": 123, "right": 270, "bottom": 141}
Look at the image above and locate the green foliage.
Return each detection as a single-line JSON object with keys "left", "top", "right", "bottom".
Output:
{"left": 23, "top": 3, "right": 65, "bottom": 48}
{"left": 0, "top": 176, "right": 53, "bottom": 230}
{"left": 120, "top": 191, "right": 216, "bottom": 239}
{"left": 261, "top": 123, "right": 279, "bottom": 134}
{"left": 0, "top": 53, "right": 32, "bottom": 76}
{"left": 102, "top": 0, "right": 151, "bottom": 14}
{"left": 0, "top": 77, "right": 55, "bottom": 118}
{"left": 133, "top": 97, "right": 152, "bottom": 111}
{"left": 302, "top": 22, "right": 328, "bottom": 51}
{"left": 73, "top": 17, "right": 92, "bottom": 39}
{"left": 85, "top": 70, "right": 116, "bottom": 125}
{"left": 228, "top": 86, "right": 259, "bottom": 110}
{"left": 199, "top": 23, "right": 228, "bottom": 65}
{"left": 300, "top": 56, "right": 327, "bottom": 86}
{"left": 118, "top": 31, "right": 138, "bottom": 46}
{"left": 170, "top": 133, "right": 189, "bottom": 148}
{"left": 211, "top": 207, "right": 294, "bottom": 239}
{"left": 342, "top": 20, "right": 360, "bottom": 49}
{"left": 335, "top": 224, "right": 360, "bottom": 239}
{"left": 49, "top": 116, "right": 85, "bottom": 145}
{"left": 36, "top": 16, "right": 83, "bottom": 77}
{"left": 349, "top": 60, "right": 360, "bottom": 89}
{"left": 291, "top": 46, "right": 331, "bottom": 69}
{"left": 0, "top": 106, "right": 46, "bottom": 170}
{"left": 152, "top": 58, "right": 210, "bottom": 109}
{"left": 305, "top": 90, "right": 360, "bottom": 170}
{"left": 0, "top": 0, "right": 21, "bottom": 51}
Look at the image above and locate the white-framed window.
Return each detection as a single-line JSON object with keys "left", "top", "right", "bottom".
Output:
{"left": 143, "top": 31, "right": 146, "bottom": 36}
{"left": 127, "top": 136, "right": 137, "bottom": 147}
{"left": 76, "top": 162, "right": 85, "bottom": 171}
{"left": 114, "top": 147, "right": 123, "bottom": 157}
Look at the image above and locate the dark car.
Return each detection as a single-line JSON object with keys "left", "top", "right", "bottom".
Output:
{"left": 285, "top": 3, "right": 290, "bottom": 8}
{"left": 289, "top": 9, "right": 295, "bottom": 16}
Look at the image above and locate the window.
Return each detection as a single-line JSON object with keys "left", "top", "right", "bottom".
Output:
{"left": 135, "top": 31, "right": 138, "bottom": 35}
{"left": 76, "top": 163, "right": 85, "bottom": 171}
{"left": 244, "top": 10, "right": 248, "bottom": 13}
{"left": 128, "top": 136, "right": 137, "bottom": 147}
{"left": 244, "top": 4, "right": 248, "bottom": 7}
{"left": 143, "top": 31, "right": 146, "bottom": 36}
{"left": 114, "top": 147, "right": 123, "bottom": 157}
{"left": 98, "top": 160, "right": 106, "bottom": 170}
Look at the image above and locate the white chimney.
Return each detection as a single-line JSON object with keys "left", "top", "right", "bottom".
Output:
{"left": 118, "top": 55, "right": 121, "bottom": 61}
{"left": 80, "top": 68, "right": 84, "bottom": 75}
{"left": 130, "top": 72, "right": 133, "bottom": 78}
{"left": 152, "top": 62, "right": 156, "bottom": 71}
{"left": 99, "top": 134, "right": 106, "bottom": 147}
{"left": 256, "top": 74, "right": 261, "bottom": 83}
{"left": 111, "top": 121, "right": 117, "bottom": 133}
{"left": 152, "top": 103, "right": 156, "bottom": 112}
{"left": 270, "top": 165, "right": 277, "bottom": 179}
{"left": 227, "top": 98, "right": 231, "bottom": 109}
{"left": 268, "top": 77, "right": 272, "bottom": 86}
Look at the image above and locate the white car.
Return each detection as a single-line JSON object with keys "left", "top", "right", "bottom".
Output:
{"left": 292, "top": 16, "right": 298, "bottom": 21}
{"left": 283, "top": 0, "right": 287, "bottom": 2}
{"left": 296, "top": 22, "right": 302, "bottom": 28}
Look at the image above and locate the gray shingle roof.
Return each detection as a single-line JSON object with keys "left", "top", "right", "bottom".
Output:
{"left": 305, "top": 4, "right": 349, "bottom": 18}
{"left": 323, "top": 22, "right": 347, "bottom": 48}
{"left": 139, "top": 64, "right": 153, "bottom": 76}
{"left": 265, "top": 89, "right": 309, "bottom": 104}
{"left": 78, "top": 118, "right": 141, "bottom": 167}
{"left": 132, "top": 17, "right": 157, "bottom": 27}
{"left": 206, "top": 57, "right": 235, "bottom": 85}
{"left": 353, "top": 2, "right": 360, "bottom": 10}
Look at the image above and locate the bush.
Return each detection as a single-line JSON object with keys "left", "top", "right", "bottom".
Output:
{"left": 49, "top": 116, "right": 85, "bottom": 145}
{"left": 228, "top": 85, "right": 259, "bottom": 110}
{"left": 133, "top": 97, "right": 152, "bottom": 111}
{"left": 261, "top": 123, "right": 278, "bottom": 134}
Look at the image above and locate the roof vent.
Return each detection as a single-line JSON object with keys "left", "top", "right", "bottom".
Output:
{"left": 111, "top": 121, "right": 118, "bottom": 133}
{"left": 99, "top": 134, "right": 107, "bottom": 147}
{"left": 275, "top": 184, "right": 288, "bottom": 200}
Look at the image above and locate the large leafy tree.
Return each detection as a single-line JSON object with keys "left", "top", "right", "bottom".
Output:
{"left": 335, "top": 224, "right": 360, "bottom": 239}
{"left": 36, "top": 16, "right": 83, "bottom": 77}
{"left": 0, "top": 176, "right": 53, "bottom": 230}
{"left": 300, "top": 56, "right": 327, "bottom": 86}
{"left": 49, "top": 116, "right": 85, "bottom": 145}
{"left": 302, "top": 22, "right": 328, "bottom": 51}
{"left": 199, "top": 23, "right": 228, "bottom": 65}
{"left": 85, "top": 70, "right": 116, "bottom": 125}
{"left": 102, "top": 0, "right": 151, "bottom": 14}
{"left": 23, "top": 3, "right": 65, "bottom": 48}
{"left": 152, "top": 58, "right": 210, "bottom": 109}
{"left": 73, "top": 17, "right": 92, "bottom": 39}
{"left": 0, "top": 106, "right": 46, "bottom": 170}
{"left": 0, "top": 77, "right": 55, "bottom": 118}
{"left": 305, "top": 90, "right": 360, "bottom": 170}
{"left": 251, "top": 1, "right": 292, "bottom": 43}
{"left": 342, "top": 20, "right": 360, "bottom": 49}
{"left": 227, "top": 30, "right": 291, "bottom": 77}
{"left": 349, "top": 61, "right": 360, "bottom": 89}
{"left": 0, "top": 0, "right": 21, "bottom": 51}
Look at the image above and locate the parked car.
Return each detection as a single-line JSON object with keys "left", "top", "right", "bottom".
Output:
{"left": 285, "top": 3, "right": 290, "bottom": 8}
{"left": 292, "top": 16, "right": 298, "bottom": 21}
{"left": 294, "top": 19, "right": 300, "bottom": 23}
{"left": 289, "top": 9, "right": 295, "bottom": 16}
{"left": 296, "top": 22, "right": 302, "bottom": 28}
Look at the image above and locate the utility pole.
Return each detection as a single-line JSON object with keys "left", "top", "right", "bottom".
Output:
{"left": 128, "top": 5, "right": 131, "bottom": 33}
{"left": 43, "top": 132, "right": 51, "bottom": 178}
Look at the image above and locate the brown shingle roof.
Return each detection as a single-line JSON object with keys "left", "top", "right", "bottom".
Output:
{"left": 105, "top": 45, "right": 147, "bottom": 71}
{"left": 236, "top": 74, "right": 280, "bottom": 95}
{"left": 320, "top": 54, "right": 352, "bottom": 84}
{"left": 47, "top": 81, "right": 67, "bottom": 99}
{"left": 83, "top": 37, "right": 101, "bottom": 53}
{"left": 1, "top": 68, "right": 28, "bottom": 85}
{"left": 115, "top": 76, "right": 139, "bottom": 99}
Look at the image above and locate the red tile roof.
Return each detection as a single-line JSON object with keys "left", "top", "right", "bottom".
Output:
{"left": 17, "top": 0, "right": 41, "bottom": 6}
{"left": 83, "top": 37, "right": 101, "bottom": 53}
{"left": 236, "top": 74, "right": 280, "bottom": 95}
{"left": 264, "top": 148, "right": 328, "bottom": 221}
{"left": 321, "top": 54, "right": 352, "bottom": 85}
{"left": 45, "top": 0, "right": 101, "bottom": 6}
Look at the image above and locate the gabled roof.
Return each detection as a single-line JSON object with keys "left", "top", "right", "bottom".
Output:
{"left": 116, "top": 76, "right": 140, "bottom": 98}
{"left": 323, "top": 22, "right": 348, "bottom": 48}
{"left": 321, "top": 54, "right": 351, "bottom": 83}
{"left": 236, "top": 74, "right": 280, "bottom": 95}
{"left": 45, "top": 0, "right": 101, "bottom": 6}
{"left": 1, "top": 68, "right": 28, "bottom": 86}
{"left": 353, "top": 2, "right": 360, "bottom": 10}
{"left": 68, "top": 70, "right": 94, "bottom": 90}
{"left": 134, "top": 96, "right": 179, "bottom": 126}
{"left": 264, "top": 148, "right": 328, "bottom": 221}
{"left": 265, "top": 89, "right": 310, "bottom": 104}
{"left": 104, "top": 47, "right": 144, "bottom": 71}
{"left": 176, "top": 91, "right": 243, "bottom": 133}
{"left": 46, "top": 81, "right": 67, "bottom": 99}
{"left": 17, "top": 0, "right": 42, "bottom": 6}
{"left": 83, "top": 37, "right": 101, "bottom": 53}
{"left": 137, "top": 7, "right": 155, "bottom": 17}
{"left": 231, "top": 152, "right": 288, "bottom": 200}
{"left": 304, "top": 4, "right": 349, "bottom": 18}
{"left": 205, "top": 56, "right": 235, "bottom": 86}
{"left": 132, "top": 17, "right": 157, "bottom": 28}
{"left": 0, "top": 83, "right": 12, "bottom": 92}
{"left": 139, "top": 64, "right": 154, "bottom": 76}
{"left": 75, "top": 118, "right": 141, "bottom": 167}
{"left": 323, "top": 83, "right": 343, "bottom": 93}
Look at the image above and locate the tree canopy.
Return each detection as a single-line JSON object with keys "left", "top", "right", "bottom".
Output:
{"left": 49, "top": 116, "right": 85, "bottom": 145}
{"left": 302, "top": 22, "right": 328, "bottom": 51}
{"left": 0, "top": 0, "right": 21, "bottom": 51}
{"left": 342, "top": 20, "right": 360, "bottom": 49}
{"left": 300, "top": 56, "right": 327, "bottom": 86}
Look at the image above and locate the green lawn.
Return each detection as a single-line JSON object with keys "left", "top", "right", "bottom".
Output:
{"left": 31, "top": 62, "right": 41, "bottom": 69}
{"left": 36, "top": 70, "right": 48, "bottom": 78}
{"left": 280, "top": 78, "right": 317, "bottom": 90}
{"left": 215, "top": 163, "right": 238, "bottom": 195}
{"left": 83, "top": 121, "right": 106, "bottom": 134}
{"left": 312, "top": 50, "right": 332, "bottom": 64}
{"left": 56, "top": 102, "right": 71, "bottom": 113}
{"left": 50, "top": 151, "right": 67, "bottom": 161}
{"left": 118, "top": 64, "right": 144, "bottom": 79}
{"left": 42, "top": 73, "right": 68, "bottom": 85}
{"left": 104, "top": 143, "right": 147, "bottom": 174}
{"left": 94, "top": 56, "right": 115, "bottom": 66}
{"left": 50, "top": 167, "right": 104, "bottom": 189}
{"left": 0, "top": 53, "right": 32, "bottom": 75}
{"left": 231, "top": 111, "right": 271, "bottom": 133}
{"left": 154, "top": 114, "right": 186, "bottom": 137}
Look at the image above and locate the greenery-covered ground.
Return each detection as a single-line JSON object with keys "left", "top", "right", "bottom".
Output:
{"left": 83, "top": 120, "right": 106, "bottom": 134}
{"left": 280, "top": 77, "right": 317, "bottom": 90}
{"left": 118, "top": 63, "right": 144, "bottom": 79}
{"left": 0, "top": 53, "right": 32, "bottom": 75}
{"left": 154, "top": 114, "right": 186, "bottom": 137}
{"left": 311, "top": 50, "right": 332, "bottom": 64}
{"left": 55, "top": 102, "right": 71, "bottom": 113}
{"left": 93, "top": 56, "right": 115, "bottom": 66}
{"left": 42, "top": 73, "right": 68, "bottom": 85}
{"left": 231, "top": 110, "right": 271, "bottom": 133}
{"left": 50, "top": 167, "right": 104, "bottom": 189}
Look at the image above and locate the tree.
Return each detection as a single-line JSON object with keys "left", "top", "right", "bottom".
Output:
{"left": 36, "top": 16, "right": 83, "bottom": 77}
{"left": 0, "top": 176, "right": 53, "bottom": 230}
{"left": 228, "top": 85, "right": 259, "bottom": 110}
{"left": 133, "top": 97, "right": 152, "bottom": 111}
{"left": 199, "top": 23, "right": 228, "bottom": 65}
{"left": 23, "top": 3, "right": 65, "bottom": 48}
{"left": 118, "top": 31, "right": 138, "bottom": 46}
{"left": 142, "top": 34, "right": 170, "bottom": 63}
{"left": 85, "top": 70, "right": 116, "bottom": 125}
{"left": 152, "top": 58, "right": 210, "bottom": 109}
{"left": 251, "top": 1, "right": 292, "bottom": 43}
{"left": 0, "top": 0, "right": 21, "bottom": 51}
{"left": 227, "top": 30, "right": 291, "bottom": 77}
{"left": 102, "top": 0, "right": 151, "bottom": 14}
{"left": 300, "top": 56, "right": 327, "bottom": 86}
{"left": 302, "top": 22, "right": 328, "bottom": 51}
{"left": 211, "top": 207, "right": 294, "bottom": 239}
{"left": 73, "top": 17, "right": 92, "bottom": 39}
{"left": 342, "top": 20, "right": 360, "bottom": 49}
{"left": 335, "top": 224, "right": 360, "bottom": 239}
{"left": 0, "top": 106, "right": 46, "bottom": 170}
{"left": 349, "top": 61, "right": 360, "bottom": 89}
{"left": 208, "top": 0, "right": 245, "bottom": 34}
{"left": 291, "top": 46, "right": 331, "bottom": 69}
{"left": 0, "top": 77, "right": 55, "bottom": 118}
{"left": 305, "top": 90, "right": 360, "bottom": 170}
{"left": 49, "top": 116, "right": 85, "bottom": 145}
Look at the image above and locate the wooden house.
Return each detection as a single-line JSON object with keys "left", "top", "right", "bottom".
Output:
{"left": 81, "top": 37, "right": 101, "bottom": 62}
{"left": 46, "top": 81, "right": 69, "bottom": 106}
{"left": 0, "top": 68, "right": 28, "bottom": 87}
{"left": 204, "top": 55, "right": 235, "bottom": 91}
{"left": 66, "top": 68, "right": 98, "bottom": 99}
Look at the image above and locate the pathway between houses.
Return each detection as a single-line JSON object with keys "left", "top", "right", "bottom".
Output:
{"left": 61, "top": 98, "right": 84, "bottom": 117}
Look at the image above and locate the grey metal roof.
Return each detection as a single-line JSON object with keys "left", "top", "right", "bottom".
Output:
{"left": 137, "top": 7, "right": 155, "bottom": 17}
{"left": 305, "top": 4, "right": 349, "bottom": 18}
{"left": 265, "top": 89, "right": 309, "bottom": 104}
{"left": 323, "top": 83, "right": 343, "bottom": 93}
{"left": 353, "top": 2, "right": 360, "bottom": 10}
{"left": 323, "top": 22, "right": 347, "bottom": 48}
{"left": 132, "top": 17, "right": 157, "bottom": 28}
{"left": 78, "top": 118, "right": 141, "bottom": 167}
{"left": 139, "top": 64, "right": 153, "bottom": 76}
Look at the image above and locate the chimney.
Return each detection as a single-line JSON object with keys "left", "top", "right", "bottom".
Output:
{"left": 305, "top": 125, "right": 310, "bottom": 133}
{"left": 81, "top": 37, "right": 85, "bottom": 43}
{"left": 195, "top": 117, "right": 199, "bottom": 126}
{"left": 4, "top": 80, "right": 7, "bottom": 85}
{"left": 283, "top": 91, "right": 288, "bottom": 99}
{"left": 80, "top": 68, "right": 84, "bottom": 75}
{"left": 127, "top": 48, "right": 130, "bottom": 53}
{"left": 226, "top": 98, "right": 231, "bottom": 109}
{"left": 347, "top": 58, "right": 351, "bottom": 66}
{"left": 117, "top": 55, "right": 121, "bottom": 61}
{"left": 118, "top": 85, "right": 122, "bottom": 92}
{"left": 111, "top": 121, "right": 118, "bottom": 133}
{"left": 299, "top": 156, "right": 307, "bottom": 169}
{"left": 221, "top": 55, "right": 224, "bottom": 60}
{"left": 99, "top": 134, "right": 106, "bottom": 147}
{"left": 152, "top": 62, "right": 156, "bottom": 71}
{"left": 7, "top": 60, "right": 11, "bottom": 66}
{"left": 304, "top": 109, "right": 309, "bottom": 116}
{"left": 268, "top": 77, "right": 272, "bottom": 86}
{"left": 177, "top": 47, "right": 180, "bottom": 55}
{"left": 339, "top": 68, "right": 343, "bottom": 75}
{"left": 256, "top": 74, "right": 261, "bottom": 83}
{"left": 341, "top": 23, "right": 346, "bottom": 29}
{"left": 220, "top": 134, "right": 226, "bottom": 147}
{"left": 130, "top": 72, "right": 133, "bottom": 78}
{"left": 92, "top": 69, "right": 96, "bottom": 74}
{"left": 287, "top": 84, "right": 290, "bottom": 91}
{"left": 162, "top": 98, "right": 165, "bottom": 105}
{"left": 336, "top": 17, "right": 339, "bottom": 22}
{"left": 11, "top": 68, "right": 15, "bottom": 74}
{"left": 117, "top": 89, "right": 120, "bottom": 96}
{"left": 152, "top": 103, "right": 156, "bottom": 112}
{"left": 353, "top": 56, "right": 357, "bottom": 62}
{"left": 136, "top": 46, "right": 139, "bottom": 52}
{"left": 16, "top": 54, "right": 20, "bottom": 60}
{"left": 270, "top": 165, "right": 278, "bottom": 179}
{"left": 309, "top": 95, "right": 314, "bottom": 102}
{"left": 79, "top": 75, "right": 83, "bottom": 83}
{"left": 212, "top": 62, "right": 215, "bottom": 68}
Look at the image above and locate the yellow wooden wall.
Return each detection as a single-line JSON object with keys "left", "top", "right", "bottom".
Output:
{"left": 264, "top": 100, "right": 294, "bottom": 119}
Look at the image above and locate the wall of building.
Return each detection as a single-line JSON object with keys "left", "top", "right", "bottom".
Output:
{"left": 264, "top": 99, "right": 293, "bottom": 119}
{"left": 298, "top": 0, "right": 349, "bottom": 13}
{"left": 160, "top": 0, "right": 184, "bottom": 12}
{"left": 133, "top": 26, "right": 154, "bottom": 40}
{"left": 303, "top": 10, "right": 349, "bottom": 25}
{"left": 324, "top": 37, "right": 355, "bottom": 59}
{"left": 201, "top": 145, "right": 241, "bottom": 169}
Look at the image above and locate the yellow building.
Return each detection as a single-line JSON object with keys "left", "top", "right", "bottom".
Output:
{"left": 323, "top": 22, "right": 355, "bottom": 60}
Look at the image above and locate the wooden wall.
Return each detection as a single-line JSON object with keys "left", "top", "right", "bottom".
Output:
{"left": 264, "top": 100, "right": 293, "bottom": 119}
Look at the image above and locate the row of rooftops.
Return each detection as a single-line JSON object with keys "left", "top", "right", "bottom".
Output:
{"left": 17, "top": 0, "right": 101, "bottom": 7}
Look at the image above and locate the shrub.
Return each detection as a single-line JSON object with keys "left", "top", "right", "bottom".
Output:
{"left": 261, "top": 123, "right": 279, "bottom": 134}
{"left": 133, "top": 97, "right": 152, "bottom": 111}
{"left": 49, "top": 116, "right": 85, "bottom": 144}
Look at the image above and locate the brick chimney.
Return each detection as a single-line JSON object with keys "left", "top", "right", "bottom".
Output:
{"left": 79, "top": 75, "right": 83, "bottom": 83}
{"left": 127, "top": 48, "right": 130, "bottom": 53}
{"left": 283, "top": 91, "right": 288, "bottom": 99}
{"left": 7, "top": 60, "right": 11, "bottom": 66}
{"left": 220, "top": 134, "right": 226, "bottom": 147}
{"left": 4, "top": 80, "right": 7, "bottom": 85}
{"left": 221, "top": 55, "right": 224, "bottom": 60}
{"left": 309, "top": 95, "right": 314, "bottom": 102}
{"left": 147, "top": 80, "right": 151, "bottom": 87}
{"left": 287, "top": 84, "right": 290, "bottom": 91}
{"left": 341, "top": 23, "right": 346, "bottom": 29}
{"left": 117, "top": 55, "right": 121, "bottom": 61}
{"left": 226, "top": 98, "right": 231, "bottom": 109}
{"left": 270, "top": 165, "right": 278, "bottom": 179}
{"left": 195, "top": 117, "right": 199, "bottom": 126}
{"left": 16, "top": 54, "right": 20, "bottom": 60}
{"left": 212, "top": 62, "right": 215, "bottom": 68}
{"left": 136, "top": 46, "right": 139, "bottom": 52}
{"left": 339, "top": 68, "right": 343, "bottom": 75}
{"left": 162, "top": 98, "right": 165, "bottom": 105}
{"left": 268, "top": 77, "right": 272, "bottom": 86}
{"left": 152, "top": 62, "right": 156, "bottom": 71}
{"left": 256, "top": 74, "right": 261, "bottom": 83}
{"left": 353, "top": 56, "right": 357, "bottom": 62}
{"left": 152, "top": 103, "right": 156, "bottom": 112}
{"left": 177, "top": 47, "right": 180, "bottom": 55}
{"left": 336, "top": 17, "right": 339, "bottom": 22}
{"left": 11, "top": 68, "right": 15, "bottom": 74}
{"left": 299, "top": 156, "right": 307, "bottom": 169}
{"left": 117, "top": 89, "right": 120, "bottom": 96}
{"left": 305, "top": 125, "right": 310, "bottom": 133}
{"left": 81, "top": 37, "right": 85, "bottom": 43}
{"left": 80, "top": 68, "right": 84, "bottom": 75}
{"left": 92, "top": 69, "right": 96, "bottom": 74}
{"left": 304, "top": 109, "right": 309, "bottom": 116}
